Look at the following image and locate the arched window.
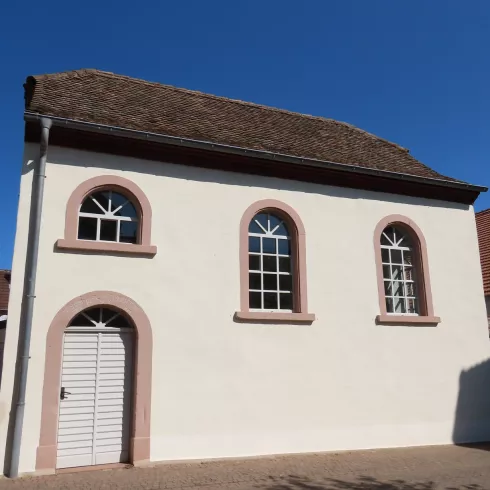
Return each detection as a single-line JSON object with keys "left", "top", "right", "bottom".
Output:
{"left": 78, "top": 190, "right": 139, "bottom": 244}
{"left": 380, "top": 225, "right": 418, "bottom": 315}
{"left": 69, "top": 306, "right": 133, "bottom": 329}
{"left": 248, "top": 212, "right": 293, "bottom": 311}
{"left": 236, "top": 199, "right": 315, "bottom": 323}
{"left": 374, "top": 215, "right": 439, "bottom": 325}
{"left": 56, "top": 175, "right": 157, "bottom": 256}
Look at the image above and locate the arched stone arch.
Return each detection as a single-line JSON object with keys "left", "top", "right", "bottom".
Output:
{"left": 36, "top": 291, "right": 152, "bottom": 471}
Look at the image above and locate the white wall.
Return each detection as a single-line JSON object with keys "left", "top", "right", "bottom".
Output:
{"left": 1, "top": 143, "right": 489, "bottom": 474}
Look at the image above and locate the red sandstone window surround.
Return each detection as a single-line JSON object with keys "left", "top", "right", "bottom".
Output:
{"left": 373, "top": 215, "right": 440, "bottom": 325}
{"left": 235, "top": 199, "right": 315, "bottom": 324}
{"left": 56, "top": 175, "right": 157, "bottom": 256}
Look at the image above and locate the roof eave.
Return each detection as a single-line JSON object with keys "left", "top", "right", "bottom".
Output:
{"left": 24, "top": 111, "right": 487, "bottom": 200}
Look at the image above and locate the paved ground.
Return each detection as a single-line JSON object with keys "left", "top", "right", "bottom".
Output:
{"left": 2, "top": 444, "right": 490, "bottom": 489}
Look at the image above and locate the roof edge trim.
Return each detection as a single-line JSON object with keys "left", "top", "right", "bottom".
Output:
{"left": 24, "top": 111, "right": 487, "bottom": 195}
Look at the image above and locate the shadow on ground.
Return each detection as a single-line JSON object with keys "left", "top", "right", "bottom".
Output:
{"left": 258, "top": 475, "right": 485, "bottom": 490}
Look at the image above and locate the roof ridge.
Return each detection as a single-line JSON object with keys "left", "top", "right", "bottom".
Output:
{"left": 476, "top": 208, "right": 490, "bottom": 217}
{"left": 35, "top": 69, "right": 410, "bottom": 154}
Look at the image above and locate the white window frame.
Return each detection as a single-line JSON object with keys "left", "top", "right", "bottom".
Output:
{"left": 248, "top": 213, "right": 293, "bottom": 313}
{"left": 78, "top": 190, "right": 139, "bottom": 244}
{"left": 381, "top": 226, "right": 419, "bottom": 316}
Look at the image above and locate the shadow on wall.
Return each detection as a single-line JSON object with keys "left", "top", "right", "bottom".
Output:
{"left": 259, "top": 475, "right": 482, "bottom": 490}
{"left": 453, "top": 358, "right": 490, "bottom": 445}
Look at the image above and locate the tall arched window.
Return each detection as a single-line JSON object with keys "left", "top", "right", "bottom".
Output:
{"left": 236, "top": 199, "right": 315, "bottom": 323}
{"left": 380, "top": 225, "right": 418, "bottom": 315}
{"left": 78, "top": 190, "right": 139, "bottom": 244}
{"left": 374, "top": 215, "right": 439, "bottom": 325}
{"left": 248, "top": 212, "right": 293, "bottom": 311}
{"left": 56, "top": 175, "right": 157, "bottom": 256}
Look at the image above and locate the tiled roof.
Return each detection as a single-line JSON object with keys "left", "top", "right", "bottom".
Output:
{"left": 476, "top": 209, "right": 490, "bottom": 296}
{"left": 0, "top": 270, "right": 10, "bottom": 312}
{"left": 25, "top": 69, "right": 462, "bottom": 183}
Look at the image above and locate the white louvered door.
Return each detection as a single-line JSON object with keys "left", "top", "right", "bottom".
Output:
{"left": 56, "top": 329, "right": 133, "bottom": 469}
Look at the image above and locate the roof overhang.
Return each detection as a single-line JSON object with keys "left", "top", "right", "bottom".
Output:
{"left": 24, "top": 112, "right": 487, "bottom": 206}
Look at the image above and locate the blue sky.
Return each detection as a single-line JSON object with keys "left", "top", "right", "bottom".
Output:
{"left": 1, "top": 0, "right": 489, "bottom": 269}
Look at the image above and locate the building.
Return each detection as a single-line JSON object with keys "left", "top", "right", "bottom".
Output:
{"left": 476, "top": 209, "right": 490, "bottom": 326}
{"left": 0, "top": 69, "right": 489, "bottom": 476}
{"left": 0, "top": 270, "right": 10, "bottom": 376}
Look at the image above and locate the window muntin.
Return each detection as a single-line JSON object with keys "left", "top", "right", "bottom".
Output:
{"left": 381, "top": 225, "right": 419, "bottom": 315}
{"left": 248, "top": 212, "right": 293, "bottom": 312}
{"left": 78, "top": 190, "right": 139, "bottom": 244}
{"left": 69, "top": 307, "right": 133, "bottom": 330}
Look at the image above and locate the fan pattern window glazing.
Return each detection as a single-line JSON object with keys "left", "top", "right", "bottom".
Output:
{"left": 381, "top": 226, "right": 419, "bottom": 315}
{"left": 248, "top": 212, "right": 293, "bottom": 311}
{"left": 78, "top": 190, "right": 139, "bottom": 244}
{"left": 69, "top": 307, "right": 133, "bottom": 330}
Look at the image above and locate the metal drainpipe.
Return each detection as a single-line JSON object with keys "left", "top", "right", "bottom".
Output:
{"left": 9, "top": 117, "right": 52, "bottom": 478}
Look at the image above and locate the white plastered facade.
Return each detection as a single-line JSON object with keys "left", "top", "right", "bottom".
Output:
{"left": 0, "top": 143, "right": 489, "bottom": 475}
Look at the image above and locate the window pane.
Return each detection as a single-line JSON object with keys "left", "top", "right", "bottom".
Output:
{"left": 249, "top": 255, "right": 260, "bottom": 271}
{"left": 249, "top": 292, "right": 262, "bottom": 309}
{"left": 279, "top": 275, "right": 292, "bottom": 292}
{"left": 112, "top": 192, "right": 138, "bottom": 218}
{"left": 383, "top": 227, "right": 395, "bottom": 245}
{"left": 381, "top": 232, "right": 391, "bottom": 246}
{"left": 269, "top": 214, "right": 282, "bottom": 233}
{"left": 249, "top": 219, "right": 263, "bottom": 234}
{"left": 249, "top": 273, "right": 261, "bottom": 290}
{"left": 100, "top": 220, "right": 117, "bottom": 242}
{"left": 263, "top": 238, "right": 276, "bottom": 254}
{"left": 384, "top": 281, "right": 392, "bottom": 295}
{"left": 385, "top": 297, "right": 394, "bottom": 313}
{"left": 263, "top": 274, "right": 277, "bottom": 291}
{"left": 264, "top": 292, "right": 278, "bottom": 310}
{"left": 392, "top": 266, "right": 403, "bottom": 281}
{"left": 278, "top": 239, "right": 291, "bottom": 255}
{"left": 280, "top": 293, "right": 293, "bottom": 310}
{"left": 279, "top": 257, "right": 291, "bottom": 273}
{"left": 397, "top": 232, "right": 410, "bottom": 247}
{"left": 249, "top": 236, "right": 260, "bottom": 253}
{"left": 391, "top": 249, "right": 403, "bottom": 264}
{"left": 382, "top": 265, "right": 391, "bottom": 279}
{"left": 405, "top": 282, "right": 416, "bottom": 297}
{"left": 274, "top": 222, "right": 289, "bottom": 237}
{"left": 78, "top": 217, "right": 97, "bottom": 240}
{"left": 393, "top": 281, "right": 404, "bottom": 297}
{"left": 254, "top": 213, "right": 268, "bottom": 232}
{"left": 407, "top": 298, "right": 418, "bottom": 314}
{"left": 394, "top": 297, "right": 406, "bottom": 314}
{"left": 93, "top": 191, "right": 110, "bottom": 212}
{"left": 120, "top": 221, "right": 138, "bottom": 244}
{"left": 381, "top": 248, "right": 390, "bottom": 263}
{"left": 70, "top": 312, "right": 93, "bottom": 327}
{"left": 263, "top": 256, "right": 277, "bottom": 272}
{"left": 404, "top": 267, "right": 414, "bottom": 281}
{"left": 80, "top": 197, "right": 104, "bottom": 214}
{"left": 403, "top": 251, "right": 413, "bottom": 265}
{"left": 107, "top": 312, "right": 132, "bottom": 328}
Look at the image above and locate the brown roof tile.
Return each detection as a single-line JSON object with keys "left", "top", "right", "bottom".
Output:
{"left": 476, "top": 209, "right": 490, "bottom": 296}
{"left": 0, "top": 270, "right": 10, "bottom": 312}
{"left": 25, "top": 69, "right": 463, "bottom": 183}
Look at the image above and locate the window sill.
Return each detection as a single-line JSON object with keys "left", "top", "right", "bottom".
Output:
{"left": 234, "top": 311, "right": 316, "bottom": 324}
{"left": 376, "top": 314, "right": 441, "bottom": 326}
{"left": 56, "top": 239, "right": 157, "bottom": 256}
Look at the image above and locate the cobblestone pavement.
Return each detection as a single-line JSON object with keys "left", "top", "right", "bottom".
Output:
{"left": 2, "top": 444, "right": 490, "bottom": 489}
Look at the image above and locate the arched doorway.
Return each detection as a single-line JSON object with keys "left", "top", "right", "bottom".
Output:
{"left": 36, "top": 292, "right": 152, "bottom": 473}
{"left": 57, "top": 307, "right": 134, "bottom": 468}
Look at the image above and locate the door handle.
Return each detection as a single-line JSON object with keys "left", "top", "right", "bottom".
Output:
{"left": 60, "top": 387, "right": 71, "bottom": 400}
